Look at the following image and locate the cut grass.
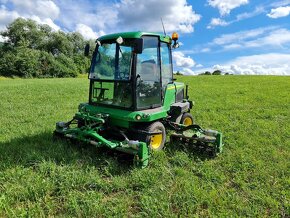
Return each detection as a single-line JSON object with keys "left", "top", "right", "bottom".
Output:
{"left": 0, "top": 76, "right": 289, "bottom": 217}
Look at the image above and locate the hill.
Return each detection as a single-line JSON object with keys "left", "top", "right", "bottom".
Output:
{"left": 0, "top": 76, "right": 289, "bottom": 217}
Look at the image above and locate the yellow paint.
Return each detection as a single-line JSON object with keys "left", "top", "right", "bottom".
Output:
{"left": 183, "top": 117, "right": 193, "bottom": 126}
{"left": 150, "top": 133, "right": 163, "bottom": 149}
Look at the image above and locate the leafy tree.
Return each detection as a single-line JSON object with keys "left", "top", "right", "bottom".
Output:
{"left": 204, "top": 71, "right": 211, "bottom": 75}
{"left": 175, "top": 71, "right": 183, "bottom": 75}
{"left": 1, "top": 18, "right": 48, "bottom": 49}
{"left": 0, "top": 18, "right": 92, "bottom": 78}
{"left": 68, "top": 32, "right": 87, "bottom": 54}
{"left": 44, "top": 31, "right": 74, "bottom": 56}
{"left": 212, "top": 70, "right": 222, "bottom": 75}
{"left": 38, "top": 51, "right": 75, "bottom": 77}
{"left": 73, "top": 54, "right": 90, "bottom": 74}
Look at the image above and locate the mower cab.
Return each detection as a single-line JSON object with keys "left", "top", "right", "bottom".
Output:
{"left": 54, "top": 31, "right": 223, "bottom": 168}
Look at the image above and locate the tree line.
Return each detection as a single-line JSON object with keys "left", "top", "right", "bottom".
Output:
{"left": 174, "top": 70, "right": 233, "bottom": 76}
{"left": 0, "top": 18, "right": 94, "bottom": 78}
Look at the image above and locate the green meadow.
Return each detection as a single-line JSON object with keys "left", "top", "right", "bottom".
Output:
{"left": 0, "top": 76, "right": 289, "bottom": 217}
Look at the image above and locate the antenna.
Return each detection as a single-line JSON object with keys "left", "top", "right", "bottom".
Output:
{"left": 161, "top": 17, "right": 166, "bottom": 36}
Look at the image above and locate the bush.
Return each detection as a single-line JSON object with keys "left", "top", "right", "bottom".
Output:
{"left": 212, "top": 70, "right": 222, "bottom": 75}
{"left": 72, "top": 54, "right": 90, "bottom": 74}
{"left": 0, "top": 48, "right": 40, "bottom": 78}
{"left": 175, "top": 71, "right": 183, "bottom": 75}
{"left": 54, "top": 54, "right": 78, "bottom": 77}
{"left": 38, "top": 52, "right": 78, "bottom": 78}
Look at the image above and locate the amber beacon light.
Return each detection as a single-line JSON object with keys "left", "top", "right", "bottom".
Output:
{"left": 171, "top": 32, "right": 179, "bottom": 48}
{"left": 172, "top": 32, "right": 179, "bottom": 41}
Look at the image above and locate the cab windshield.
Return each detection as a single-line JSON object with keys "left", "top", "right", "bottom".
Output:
{"left": 89, "top": 39, "right": 134, "bottom": 108}
{"left": 89, "top": 40, "right": 133, "bottom": 80}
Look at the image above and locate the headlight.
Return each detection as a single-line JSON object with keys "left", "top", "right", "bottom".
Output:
{"left": 135, "top": 115, "right": 142, "bottom": 120}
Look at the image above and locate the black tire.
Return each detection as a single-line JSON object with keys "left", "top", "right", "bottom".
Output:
{"left": 180, "top": 113, "right": 194, "bottom": 126}
{"left": 77, "top": 119, "right": 85, "bottom": 128}
{"left": 145, "top": 121, "right": 166, "bottom": 151}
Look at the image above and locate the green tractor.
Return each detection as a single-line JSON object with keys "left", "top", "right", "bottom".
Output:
{"left": 54, "top": 31, "right": 223, "bottom": 168}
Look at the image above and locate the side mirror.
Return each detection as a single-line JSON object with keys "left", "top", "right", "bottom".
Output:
{"left": 133, "top": 38, "right": 143, "bottom": 54}
{"left": 172, "top": 42, "right": 179, "bottom": 49}
{"left": 84, "top": 44, "right": 90, "bottom": 56}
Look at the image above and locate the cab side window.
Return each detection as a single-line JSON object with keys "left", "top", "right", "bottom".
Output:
{"left": 160, "top": 42, "right": 173, "bottom": 93}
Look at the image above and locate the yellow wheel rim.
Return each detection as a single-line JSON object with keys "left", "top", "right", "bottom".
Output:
{"left": 183, "top": 117, "right": 193, "bottom": 126}
{"left": 150, "top": 133, "right": 163, "bottom": 149}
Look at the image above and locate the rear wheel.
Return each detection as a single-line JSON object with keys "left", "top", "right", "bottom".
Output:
{"left": 77, "top": 119, "right": 85, "bottom": 128}
{"left": 145, "top": 121, "right": 166, "bottom": 151}
{"left": 180, "top": 113, "right": 194, "bottom": 126}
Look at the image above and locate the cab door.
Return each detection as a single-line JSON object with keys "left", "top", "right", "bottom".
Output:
{"left": 160, "top": 41, "right": 173, "bottom": 98}
{"left": 136, "top": 36, "right": 161, "bottom": 109}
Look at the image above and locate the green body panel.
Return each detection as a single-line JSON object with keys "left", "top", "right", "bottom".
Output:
{"left": 80, "top": 82, "right": 186, "bottom": 128}
{"left": 98, "top": 31, "right": 171, "bottom": 43}
{"left": 163, "top": 82, "right": 184, "bottom": 110}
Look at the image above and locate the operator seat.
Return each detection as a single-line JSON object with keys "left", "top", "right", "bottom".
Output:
{"left": 141, "top": 59, "right": 158, "bottom": 81}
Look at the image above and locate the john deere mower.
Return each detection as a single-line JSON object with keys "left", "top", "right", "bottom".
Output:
{"left": 54, "top": 31, "right": 223, "bottom": 168}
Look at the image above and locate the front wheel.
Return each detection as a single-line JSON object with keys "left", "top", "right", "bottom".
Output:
{"left": 145, "top": 121, "right": 166, "bottom": 151}
{"left": 180, "top": 113, "right": 194, "bottom": 126}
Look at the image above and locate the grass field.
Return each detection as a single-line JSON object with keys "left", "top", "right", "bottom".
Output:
{"left": 0, "top": 76, "right": 289, "bottom": 217}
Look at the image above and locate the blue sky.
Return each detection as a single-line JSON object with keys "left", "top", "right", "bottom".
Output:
{"left": 0, "top": 0, "right": 290, "bottom": 75}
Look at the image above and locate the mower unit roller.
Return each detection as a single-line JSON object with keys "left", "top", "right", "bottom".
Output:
{"left": 54, "top": 31, "right": 223, "bottom": 168}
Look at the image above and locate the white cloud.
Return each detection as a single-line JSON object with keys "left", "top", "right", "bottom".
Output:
{"left": 1, "top": 0, "right": 201, "bottom": 40}
{"left": 201, "top": 48, "right": 211, "bottom": 53}
{"left": 0, "top": 6, "right": 19, "bottom": 30}
{"left": 207, "top": 18, "right": 229, "bottom": 29}
{"left": 207, "top": 6, "right": 265, "bottom": 29}
{"left": 172, "top": 51, "right": 198, "bottom": 75}
{"left": 267, "top": 6, "right": 290, "bottom": 18}
{"left": 236, "top": 6, "right": 265, "bottom": 21}
{"left": 41, "top": 18, "right": 60, "bottom": 31}
{"left": 0, "top": 1, "right": 60, "bottom": 31}
{"left": 0, "top": 35, "right": 8, "bottom": 42}
{"left": 55, "top": 0, "right": 201, "bottom": 34}
{"left": 30, "top": 15, "right": 60, "bottom": 31}
{"left": 210, "top": 53, "right": 290, "bottom": 75}
{"left": 208, "top": 0, "right": 249, "bottom": 16}
{"left": 116, "top": 0, "right": 201, "bottom": 33}
{"left": 6, "top": 0, "right": 60, "bottom": 19}
{"left": 172, "top": 51, "right": 196, "bottom": 68}
{"left": 223, "top": 43, "right": 242, "bottom": 50}
{"left": 181, "top": 68, "right": 196, "bottom": 75}
{"left": 75, "top": 24, "right": 105, "bottom": 40}
{"left": 212, "top": 27, "right": 274, "bottom": 45}
{"left": 270, "top": 0, "right": 290, "bottom": 8}
{"left": 210, "top": 27, "right": 290, "bottom": 51}
{"left": 244, "top": 28, "right": 290, "bottom": 48}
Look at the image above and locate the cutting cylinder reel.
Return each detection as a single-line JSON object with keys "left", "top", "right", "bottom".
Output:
{"left": 54, "top": 112, "right": 223, "bottom": 168}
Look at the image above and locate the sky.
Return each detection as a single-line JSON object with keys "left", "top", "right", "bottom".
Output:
{"left": 0, "top": 0, "right": 290, "bottom": 75}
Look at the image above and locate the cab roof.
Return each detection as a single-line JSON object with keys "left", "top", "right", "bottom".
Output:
{"left": 97, "top": 31, "right": 171, "bottom": 43}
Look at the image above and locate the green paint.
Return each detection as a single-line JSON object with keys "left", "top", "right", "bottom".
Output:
{"left": 98, "top": 31, "right": 171, "bottom": 43}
